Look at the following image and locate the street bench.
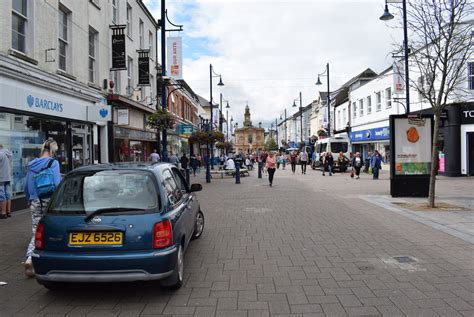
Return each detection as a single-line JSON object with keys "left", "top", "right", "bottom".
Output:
{"left": 209, "top": 168, "right": 249, "bottom": 179}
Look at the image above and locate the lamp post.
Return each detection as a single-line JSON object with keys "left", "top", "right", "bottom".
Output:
{"left": 380, "top": 0, "right": 410, "bottom": 114}
{"left": 316, "top": 63, "right": 331, "bottom": 136}
{"left": 292, "top": 92, "right": 304, "bottom": 144}
{"left": 280, "top": 108, "right": 287, "bottom": 146}
{"left": 225, "top": 101, "right": 230, "bottom": 141}
{"left": 275, "top": 118, "right": 279, "bottom": 150}
{"left": 209, "top": 64, "right": 224, "bottom": 171}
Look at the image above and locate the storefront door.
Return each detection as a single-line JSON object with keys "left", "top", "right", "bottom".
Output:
{"left": 72, "top": 125, "right": 91, "bottom": 170}
{"left": 468, "top": 132, "right": 474, "bottom": 176}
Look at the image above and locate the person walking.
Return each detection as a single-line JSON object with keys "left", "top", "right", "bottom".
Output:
{"left": 351, "top": 152, "right": 363, "bottom": 179}
{"left": 169, "top": 152, "right": 179, "bottom": 167}
{"left": 323, "top": 152, "right": 334, "bottom": 176}
{"left": 190, "top": 155, "right": 198, "bottom": 176}
{"left": 337, "top": 152, "right": 350, "bottom": 173}
{"left": 180, "top": 153, "right": 189, "bottom": 171}
{"left": 364, "top": 151, "right": 372, "bottom": 173}
{"left": 289, "top": 151, "right": 298, "bottom": 174}
{"left": 280, "top": 152, "right": 287, "bottom": 170}
{"left": 0, "top": 144, "right": 13, "bottom": 219}
{"left": 266, "top": 151, "right": 276, "bottom": 186}
{"left": 149, "top": 149, "right": 160, "bottom": 162}
{"left": 23, "top": 138, "right": 61, "bottom": 277}
{"left": 370, "top": 150, "right": 383, "bottom": 180}
{"left": 299, "top": 149, "right": 308, "bottom": 174}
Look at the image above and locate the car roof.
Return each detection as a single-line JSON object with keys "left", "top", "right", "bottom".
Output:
{"left": 68, "top": 162, "right": 174, "bottom": 174}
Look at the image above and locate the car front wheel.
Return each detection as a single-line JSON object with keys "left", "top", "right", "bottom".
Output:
{"left": 191, "top": 210, "right": 205, "bottom": 240}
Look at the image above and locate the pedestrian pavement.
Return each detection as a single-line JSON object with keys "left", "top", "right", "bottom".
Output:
{"left": 0, "top": 166, "right": 473, "bottom": 316}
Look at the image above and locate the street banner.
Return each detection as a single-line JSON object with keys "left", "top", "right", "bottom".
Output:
{"left": 393, "top": 60, "right": 405, "bottom": 95}
{"left": 393, "top": 117, "right": 432, "bottom": 175}
{"left": 111, "top": 28, "right": 126, "bottom": 70}
{"left": 212, "top": 108, "right": 220, "bottom": 127}
{"left": 167, "top": 37, "right": 183, "bottom": 79}
{"left": 138, "top": 51, "right": 150, "bottom": 85}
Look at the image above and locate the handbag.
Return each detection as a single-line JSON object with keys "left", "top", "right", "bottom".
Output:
{"left": 368, "top": 167, "right": 373, "bottom": 175}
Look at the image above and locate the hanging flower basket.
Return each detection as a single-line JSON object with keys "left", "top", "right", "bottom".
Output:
{"left": 147, "top": 109, "right": 175, "bottom": 130}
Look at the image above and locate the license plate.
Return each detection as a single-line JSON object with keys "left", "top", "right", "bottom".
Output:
{"left": 69, "top": 232, "right": 123, "bottom": 245}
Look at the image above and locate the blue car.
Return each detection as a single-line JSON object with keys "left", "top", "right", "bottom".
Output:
{"left": 32, "top": 163, "right": 204, "bottom": 290}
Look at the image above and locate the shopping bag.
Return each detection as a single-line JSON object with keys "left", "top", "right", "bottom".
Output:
{"left": 368, "top": 167, "right": 373, "bottom": 175}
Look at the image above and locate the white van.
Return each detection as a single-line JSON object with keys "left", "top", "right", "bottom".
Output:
{"left": 312, "top": 136, "right": 351, "bottom": 171}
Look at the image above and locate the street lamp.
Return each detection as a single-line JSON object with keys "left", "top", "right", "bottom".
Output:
{"left": 280, "top": 109, "right": 287, "bottom": 146}
{"left": 316, "top": 63, "right": 331, "bottom": 136}
{"left": 380, "top": 0, "right": 410, "bottom": 114}
{"left": 292, "top": 92, "right": 304, "bottom": 144}
{"left": 225, "top": 101, "right": 231, "bottom": 141}
{"left": 209, "top": 64, "right": 224, "bottom": 175}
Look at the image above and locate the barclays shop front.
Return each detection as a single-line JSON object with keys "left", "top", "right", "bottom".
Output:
{"left": 0, "top": 75, "right": 111, "bottom": 210}
{"left": 350, "top": 125, "right": 391, "bottom": 162}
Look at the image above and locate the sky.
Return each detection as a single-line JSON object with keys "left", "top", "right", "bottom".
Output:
{"left": 144, "top": 0, "right": 403, "bottom": 128}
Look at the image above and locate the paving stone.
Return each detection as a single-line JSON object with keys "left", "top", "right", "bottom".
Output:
{"left": 290, "top": 304, "right": 323, "bottom": 314}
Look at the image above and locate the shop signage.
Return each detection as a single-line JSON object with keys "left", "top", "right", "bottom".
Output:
{"left": 461, "top": 106, "right": 474, "bottom": 124}
{"left": 0, "top": 75, "right": 88, "bottom": 121}
{"left": 393, "top": 117, "right": 432, "bottom": 175}
{"left": 178, "top": 124, "right": 194, "bottom": 137}
{"left": 117, "top": 109, "right": 129, "bottom": 125}
{"left": 138, "top": 50, "right": 150, "bottom": 85}
{"left": 111, "top": 27, "right": 127, "bottom": 70}
{"left": 350, "top": 126, "right": 390, "bottom": 142}
{"left": 167, "top": 37, "right": 182, "bottom": 79}
{"left": 87, "top": 105, "right": 111, "bottom": 122}
{"left": 114, "top": 127, "right": 157, "bottom": 141}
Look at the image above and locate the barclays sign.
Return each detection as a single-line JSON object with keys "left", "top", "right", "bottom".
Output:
{"left": 350, "top": 126, "right": 390, "bottom": 142}
{"left": 27, "top": 95, "right": 63, "bottom": 113}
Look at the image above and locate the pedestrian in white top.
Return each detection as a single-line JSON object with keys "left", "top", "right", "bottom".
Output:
{"left": 149, "top": 149, "right": 160, "bottom": 162}
{"left": 299, "top": 149, "right": 308, "bottom": 174}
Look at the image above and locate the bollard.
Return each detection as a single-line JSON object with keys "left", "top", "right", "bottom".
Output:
{"left": 258, "top": 161, "right": 262, "bottom": 179}
{"left": 235, "top": 162, "right": 241, "bottom": 184}
{"left": 185, "top": 167, "right": 190, "bottom": 185}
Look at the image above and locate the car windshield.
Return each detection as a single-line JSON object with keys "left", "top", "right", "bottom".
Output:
{"left": 331, "top": 142, "right": 348, "bottom": 153}
{"left": 48, "top": 170, "right": 159, "bottom": 215}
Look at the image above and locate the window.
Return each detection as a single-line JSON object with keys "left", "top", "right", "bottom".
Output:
{"left": 149, "top": 31, "right": 153, "bottom": 56}
{"left": 385, "top": 87, "right": 392, "bottom": 109}
{"left": 162, "top": 169, "right": 181, "bottom": 205}
{"left": 126, "top": 4, "right": 132, "bottom": 38}
{"left": 352, "top": 102, "right": 357, "bottom": 118}
{"left": 376, "top": 91, "right": 382, "bottom": 111}
{"left": 11, "top": 0, "right": 28, "bottom": 53}
{"left": 139, "top": 19, "right": 144, "bottom": 49}
{"left": 469, "top": 62, "right": 474, "bottom": 90}
{"left": 367, "top": 96, "right": 372, "bottom": 114}
{"left": 359, "top": 99, "right": 363, "bottom": 117}
{"left": 342, "top": 108, "right": 347, "bottom": 126}
{"left": 112, "top": 0, "right": 118, "bottom": 24}
{"left": 171, "top": 168, "right": 187, "bottom": 193}
{"left": 58, "top": 6, "right": 70, "bottom": 71}
{"left": 337, "top": 110, "right": 341, "bottom": 129}
{"left": 88, "top": 27, "right": 98, "bottom": 83}
{"left": 127, "top": 56, "right": 133, "bottom": 93}
{"left": 113, "top": 71, "right": 120, "bottom": 93}
{"left": 150, "top": 74, "right": 154, "bottom": 101}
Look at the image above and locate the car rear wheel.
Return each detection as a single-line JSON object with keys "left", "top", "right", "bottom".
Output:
{"left": 160, "top": 244, "right": 183, "bottom": 289}
{"left": 191, "top": 210, "right": 204, "bottom": 240}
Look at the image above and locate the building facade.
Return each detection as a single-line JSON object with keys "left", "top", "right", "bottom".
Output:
{"left": 234, "top": 105, "right": 265, "bottom": 154}
{"left": 0, "top": 0, "right": 116, "bottom": 210}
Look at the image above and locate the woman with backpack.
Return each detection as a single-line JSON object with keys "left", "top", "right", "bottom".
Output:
{"left": 23, "top": 138, "right": 61, "bottom": 277}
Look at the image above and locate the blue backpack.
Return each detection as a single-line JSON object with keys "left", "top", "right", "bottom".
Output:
{"left": 33, "top": 159, "right": 56, "bottom": 199}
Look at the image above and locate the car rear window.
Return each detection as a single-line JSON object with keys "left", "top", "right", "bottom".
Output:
{"left": 48, "top": 170, "right": 159, "bottom": 215}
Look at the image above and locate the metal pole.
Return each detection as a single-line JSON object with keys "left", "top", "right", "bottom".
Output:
{"left": 299, "top": 91, "right": 303, "bottom": 144}
{"left": 205, "top": 120, "right": 211, "bottom": 183}
{"left": 160, "top": 0, "right": 168, "bottom": 162}
{"left": 284, "top": 108, "right": 287, "bottom": 144}
{"left": 209, "top": 64, "right": 214, "bottom": 170}
{"left": 226, "top": 110, "right": 229, "bottom": 141}
{"left": 402, "top": 0, "right": 410, "bottom": 114}
{"left": 275, "top": 118, "right": 278, "bottom": 149}
{"left": 327, "top": 63, "right": 331, "bottom": 137}
{"left": 219, "top": 93, "right": 223, "bottom": 132}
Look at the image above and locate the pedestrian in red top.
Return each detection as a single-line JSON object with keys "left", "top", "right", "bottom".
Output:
{"left": 289, "top": 151, "right": 298, "bottom": 174}
{"left": 266, "top": 151, "right": 277, "bottom": 187}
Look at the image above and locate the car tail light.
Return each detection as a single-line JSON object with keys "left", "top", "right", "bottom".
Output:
{"left": 153, "top": 220, "right": 173, "bottom": 249}
{"left": 35, "top": 223, "right": 45, "bottom": 250}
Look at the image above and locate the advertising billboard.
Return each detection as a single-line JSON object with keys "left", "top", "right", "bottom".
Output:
{"left": 393, "top": 117, "right": 432, "bottom": 175}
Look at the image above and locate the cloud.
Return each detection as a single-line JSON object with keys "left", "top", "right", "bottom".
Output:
{"left": 146, "top": 0, "right": 403, "bottom": 127}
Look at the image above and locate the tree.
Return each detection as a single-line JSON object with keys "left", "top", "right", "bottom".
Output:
{"left": 406, "top": 0, "right": 473, "bottom": 207}
{"left": 264, "top": 138, "right": 278, "bottom": 151}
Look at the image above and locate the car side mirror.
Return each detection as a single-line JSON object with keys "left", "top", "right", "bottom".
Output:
{"left": 190, "top": 184, "right": 202, "bottom": 192}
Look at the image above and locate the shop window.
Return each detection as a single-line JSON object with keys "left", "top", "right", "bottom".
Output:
{"left": 0, "top": 113, "right": 69, "bottom": 198}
